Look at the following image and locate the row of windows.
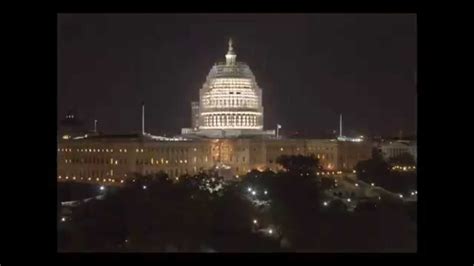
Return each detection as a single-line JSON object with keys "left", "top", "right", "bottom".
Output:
{"left": 59, "top": 147, "right": 206, "bottom": 154}
{"left": 267, "top": 153, "right": 333, "bottom": 163}
{"left": 63, "top": 158, "right": 124, "bottom": 165}
{"left": 137, "top": 158, "right": 179, "bottom": 165}
{"left": 268, "top": 147, "right": 333, "bottom": 152}
{"left": 308, "top": 146, "right": 333, "bottom": 151}
{"left": 203, "top": 98, "right": 258, "bottom": 108}
{"left": 61, "top": 156, "right": 213, "bottom": 165}
{"left": 60, "top": 146, "right": 333, "bottom": 154}
{"left": 203, "top": 114, "right": 259, "bottom": 127}
{"left": 58, "top": 148, "right": 119, "bottom": 153}
{"left": 227, "top": 155, "right": 245, "bottom": 163}
{"left": 142, "top": 166, "right": 246, "bottom": 177}
{"left": 58, "top": 175, "right": 125, "bottom": 183}
{"left": 388, "top": 148, "right": 409, "bottom": 156}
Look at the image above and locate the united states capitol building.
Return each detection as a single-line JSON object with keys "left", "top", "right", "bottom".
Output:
{"left": 57, "top": 40, "right": 371, "bottom": 185}
{"left": 181, "top": 39, "right": 273, "bottom": 138}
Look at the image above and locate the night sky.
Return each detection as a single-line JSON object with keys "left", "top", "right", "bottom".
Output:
{"left": 58, "top": 14, "right": 416, "bottom": 137}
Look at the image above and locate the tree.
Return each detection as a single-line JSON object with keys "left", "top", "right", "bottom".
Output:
{"left": 240, "top": 166, "right": 323, "bottom": 250}
{"left": 276, "top": 154, "right": 320, "bottom": 175}
{"left": 355, "top": 154, "right": 416, "bottom": 194}
{"left": 355, "top": 156, "right": 390, "bottom": 184}
{"left": 320, "top": 177, "right": 336, "bottom": 191}
{"left": 59, "top": 170, "right": 278, "bottom": 252}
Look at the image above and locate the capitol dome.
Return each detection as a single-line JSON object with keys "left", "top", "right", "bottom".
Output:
{"left": 198, "top": 39, "right": 264, "bottom": 132}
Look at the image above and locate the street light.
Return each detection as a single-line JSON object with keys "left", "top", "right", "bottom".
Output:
{"left": 264, "top": 190, "right": 268, "bottom": 195}
{"left": 323, "top": 201, "right": 328, "bottom": 206}
{"left": 399, "top": 194, "right": 403, "bottom": 198}
{"left": 143, "top": 185, "right": 147, "bottom": 190}
{"left": 247, "top": 187, "right": 252, "bottom": 192}
{"left": 61, "top": 217, "right": 66, "bottom": 222}
{"left": 253, "top": 219, "right": 258, "bottom": 224}
{"left": 371, "top": 183, "right": 375, "bottom": 187}
{"left": 268, "top": 229, "right": 273, "bottom": 235}
{"left": 100, "top": 186, "right": 105, "bottom": 191}
{"left": 252, "top": 191, "right": 256, "bottom": 196}
{"left": 347, "top": 198, "right": 351, "bottom": 202}
{"left": 355, "top": 183, "right": 359, "bottom": 187}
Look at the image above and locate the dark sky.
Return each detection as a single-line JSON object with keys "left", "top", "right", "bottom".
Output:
{"left": 58, "top": 13, "right": 417, "bottom": 137}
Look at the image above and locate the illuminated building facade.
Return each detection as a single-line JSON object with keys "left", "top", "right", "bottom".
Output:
{"left": 182, "top": 39, "right": 273, "bottom": 138}
{"left": 379, "top": 140, "right": 417, "bottom": 162}
{"left": 57, "top": 135, "right": 371, "bottom": 185}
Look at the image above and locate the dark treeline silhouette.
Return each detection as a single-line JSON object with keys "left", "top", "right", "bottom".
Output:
{"left": 237, "top": 154, "right": 416, "bottom": 251}
{"left": 58, "top": 155, "right": 416, "bottom": 252}
{"left": 58, "top": 171, "right": 280, "bottom": 252}
{"left": 355, "top": 149, "right": 416, "bottom": 194}
{"left": 276, "top": 154, "right": 321, "bottom": 174}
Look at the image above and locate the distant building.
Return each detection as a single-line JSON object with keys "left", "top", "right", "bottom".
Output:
{"left": 379, "top": 140, "right": 417, "bottom": 162}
